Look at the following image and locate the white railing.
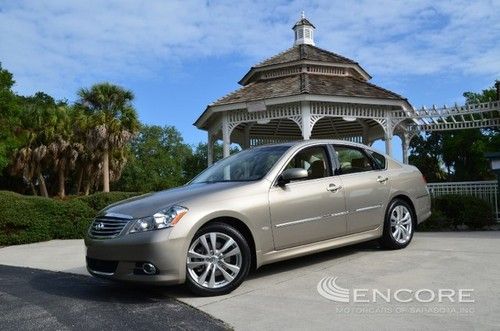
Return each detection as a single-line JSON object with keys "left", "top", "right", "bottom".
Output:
{"left": 427, "top": 181, "right": 499, "bottom": 221}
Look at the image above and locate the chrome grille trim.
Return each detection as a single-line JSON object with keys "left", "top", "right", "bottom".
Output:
{"left": 88, "top": 216, "right": 131, "bottom": 239}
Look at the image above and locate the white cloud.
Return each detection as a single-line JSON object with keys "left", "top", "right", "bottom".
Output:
{"left": 0, "top": 0, "right": 499, "bottom": 98}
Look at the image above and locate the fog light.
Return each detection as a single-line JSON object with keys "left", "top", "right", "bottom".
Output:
{"left": 142, "top": 263, "right": 157, "bottom": 275}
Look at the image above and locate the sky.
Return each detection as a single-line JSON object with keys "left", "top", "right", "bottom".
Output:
{"left": 1, "top": 0, "right": 499, "bottom": 161}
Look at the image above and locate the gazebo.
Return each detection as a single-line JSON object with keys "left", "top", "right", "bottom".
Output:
{"left": 194, "top": 14, "right": 500, "bottom": 166}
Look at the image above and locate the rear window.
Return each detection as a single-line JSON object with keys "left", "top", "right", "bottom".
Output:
{"left": 367, "top": 150, "right": 386, "bottom": 169}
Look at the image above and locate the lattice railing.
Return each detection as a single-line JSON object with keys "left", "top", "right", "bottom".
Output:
{"left": 427, "top": 181, "right": 499, "bottom": 221}
{"left": 410, "top": 101, "right": 500, "bottom": 131}
{"left": 311, "top": 102, "right": 403, "bottom": 119}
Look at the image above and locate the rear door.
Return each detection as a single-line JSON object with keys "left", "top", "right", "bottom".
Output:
{"left": 332, "top": 145, "right": 391, "bottom": 234}
{"left": 269, "top": 145, "right": 347, "bottom": 250}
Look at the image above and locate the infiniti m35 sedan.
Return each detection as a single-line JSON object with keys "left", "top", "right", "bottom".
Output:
{"left": 86, "top": 140, "right": 431, "bottom": 296}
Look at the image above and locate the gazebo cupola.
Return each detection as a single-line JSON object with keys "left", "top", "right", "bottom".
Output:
{"left": 195, "top": 14, "right": 419, "bottom": 165}
{"left": 293, "top": 11, "right": 315, "bottom": 46}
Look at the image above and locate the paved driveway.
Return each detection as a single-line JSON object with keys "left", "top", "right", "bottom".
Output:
{"left": 1, "top": 232, "right": 499, "bottom": 330}
{"left": 0, "top": 265, "right": 227, "bottom": 331}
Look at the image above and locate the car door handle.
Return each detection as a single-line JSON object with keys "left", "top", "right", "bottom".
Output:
{"left": 377, "top": 176, "right": 389, "bottom": 183}
{"left": 327, "top": 184, "right": 342, "bottom": 192}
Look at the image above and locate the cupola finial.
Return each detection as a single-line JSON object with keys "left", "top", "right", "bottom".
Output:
{"left": 293, "top": 12, "right": 315, "bottom": 46}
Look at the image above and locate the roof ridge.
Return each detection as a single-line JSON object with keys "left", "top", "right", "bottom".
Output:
{"left": 305, "top": 44, "right": 357, "bottom": 64}
{"left": 255, "top": 46, "right": 297, "bottom": 67}
{"left": 210, "top": 83, "right": 254, "bottom": 105}
{"left": 300, "top": 73, "right": 310, "bottom": 93}
{"left": 348, "top": 76, "right": 405, "bottom": 100}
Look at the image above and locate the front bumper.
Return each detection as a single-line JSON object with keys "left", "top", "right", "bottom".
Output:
{"left": 85, "top": 228, "right": 187, "bottom": 285}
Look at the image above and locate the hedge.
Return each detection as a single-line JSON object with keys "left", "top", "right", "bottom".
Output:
{"left": 1, "top": 190, "right": 496, "bottom": 245}
{"left": 0, "top": 191, "right": 139, "bottom": 246}
{"left": 418, "top": 194, "right": 495, "bottom": 231}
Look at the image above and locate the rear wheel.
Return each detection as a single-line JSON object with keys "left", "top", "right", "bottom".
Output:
{"left": 186, "top": 222, "right": 251, "bottom": 296}
{"left": 380, "top": 199, "right": 415, "bottom": 249}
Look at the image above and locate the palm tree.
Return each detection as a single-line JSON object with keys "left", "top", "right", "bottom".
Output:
{"left": 10, "top": 98, "right": 55, "bottom": 197}
{"left": 77, "top": 83, "right": 139, "bottom": 192}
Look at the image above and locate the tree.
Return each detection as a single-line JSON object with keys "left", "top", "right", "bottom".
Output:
{"left": 409, "top": 84, "right": 499, "bottom": 182}
{"left": 0, "top": 64, "right": 22, "bottom": 172}
{"left": 113, "top": 125, "right": 191, "bottom": 192}
{"left": 77, "top": 83, "right": 139, "bottom": 192}
{"left": 10, "top": 92, "right": 60, "bottom": 197}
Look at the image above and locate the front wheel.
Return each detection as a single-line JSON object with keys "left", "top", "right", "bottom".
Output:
{"left": 186, "top": 222, "right": 251, "bottom": 296}
{"left": 380, "top": 199, "right": 415, "bottom": 249}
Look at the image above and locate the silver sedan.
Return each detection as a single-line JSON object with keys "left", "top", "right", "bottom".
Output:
{"left": 85, "top": 140, "right": 431, "bottom": 296}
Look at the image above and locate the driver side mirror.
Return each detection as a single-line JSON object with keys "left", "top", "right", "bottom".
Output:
{"left": 278, "top": 168, "right": 308, "bottom": 186}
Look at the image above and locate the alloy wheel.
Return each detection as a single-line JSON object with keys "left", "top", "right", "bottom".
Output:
{"left": 390, "top": 205, "right": 413, "bottom": 244}
{"left": 187, "top": 232, "right": 242, "bottom": 289}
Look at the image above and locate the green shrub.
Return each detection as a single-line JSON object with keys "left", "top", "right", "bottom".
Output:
{"left": 0, "top": 191, "right": 140, "bottom": 246}
{"left": 418, "top": 194, "right": 495, "bottom": 231}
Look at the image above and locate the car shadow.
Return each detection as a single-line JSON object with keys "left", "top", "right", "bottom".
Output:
{"left": 249, "top": 239, "right": 379, "bottom": 279}
{"left": 25, "top": 268, "right": 173, "bottom": 304}
{"left": 170, "top": 239, "right": 381, "bottom": 299}
{"left": 26, "top": 240, "right": 380, "bottom": 301}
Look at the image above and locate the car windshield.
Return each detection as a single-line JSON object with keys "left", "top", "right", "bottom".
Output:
{"left": 191, "top": 145, "right": 290, "bottom": 184}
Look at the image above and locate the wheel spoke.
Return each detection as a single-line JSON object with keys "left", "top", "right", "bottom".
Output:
{"left": 392, "top": 227, "right": 400, "bottom": 239}
{"left": 220, "top": 260, "right": 240, "bottom": 273}
{"left": 399, "top": 225, "right": 407, "bottom": 238}
{"left": 197, "top": 264, "right": 211, "bottom": 285}
{"left": 224, "top": 247, "right": 241, "bottom": 258}
{"left": 187, "top": 261, "right": 207, "bottom": 269}
{"left": 188, "top": 250, "right": 208, "bottom": 259}
{"left": 217, "top": 265, "right": 235, "bottom": 282}
{"left": 219, "top": 238, "right": 235, "bottom": 253}
{"left": 400, "top": 217, "right": 411, "bottom": 225}
{"left": 397, "top": 227, "right": 404, "bottom": 240}
{"left": 208, "top": 263, "right": 217, "bottom": 288}
{"left": 210, "top": 233, "right": 217, "bottom": 252}
{"left": 200, "top": 235, "right": 210, "bottom": 253}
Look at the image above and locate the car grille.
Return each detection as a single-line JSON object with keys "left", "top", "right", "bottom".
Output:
{"left": 89, "top": 216, "right": 131, "bottom": 239}
{"left": 86, "top": 257, "right": 118, "bottom": 274}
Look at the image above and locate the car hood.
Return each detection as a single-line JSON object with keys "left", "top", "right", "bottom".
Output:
{"left": 100, "top": 182, "right": 252, "bottom": 219}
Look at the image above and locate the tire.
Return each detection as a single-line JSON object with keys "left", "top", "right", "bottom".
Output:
{"left": 379, "top": 199, "right": 415, "bottom": 250}
{"left": 186, "top": 222, "right": 251, "bottom": 296}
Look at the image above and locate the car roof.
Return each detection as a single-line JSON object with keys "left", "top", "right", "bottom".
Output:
{"left": 254, "top": 139, "right": 379, "bottom": 152}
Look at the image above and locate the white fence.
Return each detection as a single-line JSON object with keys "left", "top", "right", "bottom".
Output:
{"left": 427, "top": 181, "right": 499, "bottom": 221}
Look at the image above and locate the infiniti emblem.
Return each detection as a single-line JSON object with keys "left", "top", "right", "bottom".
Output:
{"left": 94, "top": 222, "right": 105, "bottom": 230}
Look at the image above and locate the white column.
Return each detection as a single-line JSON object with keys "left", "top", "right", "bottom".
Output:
{"left": 384, "top": 115, "right": 393, "bottom": 157}
{"left": 222, "top": 113, "right": 230, "bottom": 158}
{"left": 402, "top": 134, "right": 410, "bottom": 164}
{"left": 243, "top": 125, "right": 251, "bottom": 149}
{"left": 207, "top": 131, "right": 214, "bottom": 166}
{"left": 301, "top": 101, "right": 311, "bottom": 140}
{"left": 358, "top": 119, "right": 369, "bottom": 145}
{"left": 384, "top": 132, "right": 393, "bottom": 157}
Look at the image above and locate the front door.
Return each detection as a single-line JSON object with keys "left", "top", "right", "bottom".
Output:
{"left": 269, "top": 145, "right": 347, "bottom": 250}
{"left": 332, "top": 145, "right": 391, "bottom": 234}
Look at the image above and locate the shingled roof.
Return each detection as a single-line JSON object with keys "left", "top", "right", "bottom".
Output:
{"left": 255, "top": 44, "right": 356, "bottom": 68}
{"left": 292, "top": 17, "right": 315, "bottom": 28}
{"left": 212, "top": 74, "right": 405, "bottom": 106}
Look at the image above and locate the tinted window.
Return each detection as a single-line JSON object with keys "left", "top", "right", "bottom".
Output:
{"left": 283, "top": 146, "right": 331, "bottom": 180}
{"left": 367, "top": 150, "right": 386, "bottom": 169}
{"left": 333, "top": 146, "right": 374, "bottom": 175}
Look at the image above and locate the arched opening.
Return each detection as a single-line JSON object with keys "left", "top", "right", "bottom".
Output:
{"left": 311, "top": 117, "right": 382, "bottom": 142}
{"left": 231, "top": 119, "right": 302, "bottom": 148}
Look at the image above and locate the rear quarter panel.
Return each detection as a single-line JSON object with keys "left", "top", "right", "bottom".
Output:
{"left": 387, "top": 162, "right": 431, "bottom": 224}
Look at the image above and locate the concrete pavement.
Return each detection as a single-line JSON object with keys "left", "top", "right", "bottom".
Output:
{"left": 1, "top": 232, "right": 500, "bottom": 330}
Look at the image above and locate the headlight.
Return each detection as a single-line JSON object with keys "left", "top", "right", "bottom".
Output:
{"left": 128, "top": 205, "right": 188, "bottom": 234}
